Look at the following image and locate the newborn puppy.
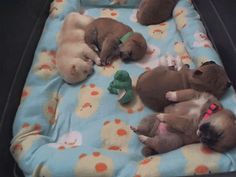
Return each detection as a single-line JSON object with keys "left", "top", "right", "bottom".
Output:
{"left": 131, "top": 89, "right": 236, "bottom": 156}
{"left": 137, "top": 0, "right": 179, "bottom": 25}
{"left": 85, "top": 18, "right": 147, "bottom": 65}
{"left": 56, "top": 12, "right": 101, "bottom": 84}
{"left": 136, "top": 61, "right": 231, "bottom": 112}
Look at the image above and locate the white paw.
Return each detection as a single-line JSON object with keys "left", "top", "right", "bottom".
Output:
{"left": 130, "top": 126, "right": 137, "bottom": 132}
{"left": 166, "top": 91, "right": 177, "bottom": 101}
{"left": 138, "top": 135, "right": 148, "bottom": 143}
{"left": 94, "top": 57, "right": 101, "bottom": 66}
{"left": 156, "top": 113, "right": 165, "bottom": 121}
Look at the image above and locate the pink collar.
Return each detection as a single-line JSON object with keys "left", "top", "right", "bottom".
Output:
{"left": 203, "top": 103, "right": 222, "bottom": 120}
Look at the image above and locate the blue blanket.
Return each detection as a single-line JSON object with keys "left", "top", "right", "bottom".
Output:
{"left": 11, "top": 0, "right": 236, "bottom": 177}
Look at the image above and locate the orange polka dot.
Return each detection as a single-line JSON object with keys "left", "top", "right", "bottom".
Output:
{"left": 111, "top": 12, "right": 117, "bottom": 16}
{"left": 79, "top": 153, "right": 87, "bottom": 159}
{"left": 95, "top": 163, "right": 107, "bottom": 173}
{"left": 104, "top": 121, "right": 110, "bottom": 125}
{"left": 141, "top": 158, "right": 152, "bottom": 165}
{"left": 13, "top": 144, "right": 23, "bottom": 152}
{"left": 49, "top": 51, "right": 56, "bottom": 57}
{"left": 40, "top": 64, "right": 51, "bottom": 71}
{"left": 134, "top": 175, "right": 141, "bottom": 177}
{"left": 115, "top": 119, "right": 121, "bottom": 124}
{"left": 48, "top": 106, "right": 55, "bottom": 114}
{"left": 58, "top": 146, "right": 65, "bottom": 150}
{"left": 34, "top": 124, "right": 41, "bottom": 131}
{"left": 117, "top": 129, "right": 127, "bottom": 136}
{"left": 82, "top": 102, "right": 92, "bottom": 108}
{"left": 201, "top": 146, "right": 213, "bottom": 154}
{"left": 90, "top": 84, "right": 96, "bottom": 88}
{"left": 22, "top": 90, "right": 28, "bottom": 98}
{"left": 127, "top": 108, "right": 134, "bottom": 114}
{"left": 91, "top": 91, "right": 99, "bottom": 96}
{"left": 108, "top": 146, "right": 121, "bottom": 151}
{"left": 93, "top": 152, "right": 101, "bottom": 157}
{"left": 22, "top": 123, "right": 30, "bottom": 128}
{"left": 195, "top": 165, "right": 209, "bottom": 174}
{"left": 56, "top": 0, "right": 63, "bottom": 2}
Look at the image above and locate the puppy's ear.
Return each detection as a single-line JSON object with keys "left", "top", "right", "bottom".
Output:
{"left": 226, "top": 82, "right": 232, "bottom": 88}
{"left": 201, "top": 61, "right": 216, "bottom": 66}
{"left": 193, "top": 69, "right": 203, "bottom": 77}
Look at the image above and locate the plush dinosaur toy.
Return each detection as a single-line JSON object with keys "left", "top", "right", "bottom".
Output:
{"left": 108, "top": 70, "right": 134, "bottom": 104}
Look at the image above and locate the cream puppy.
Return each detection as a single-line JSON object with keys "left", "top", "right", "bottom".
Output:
{"left": 56, "top": 12, "right": 101, "bottom": 84}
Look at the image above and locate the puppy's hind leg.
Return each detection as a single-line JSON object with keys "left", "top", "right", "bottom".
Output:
{"left": 140, "top": 134, "right": 183, "bottom": 154}
{"left": 131, "top": 114, "right": 157, "bottom": 136}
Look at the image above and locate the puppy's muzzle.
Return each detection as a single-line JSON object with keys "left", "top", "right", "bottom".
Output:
{"left": 120, "top": 51, "right": 132, "bottom": 61}
{"left": 197, "top": 123, "right": 221, "bottom": 147}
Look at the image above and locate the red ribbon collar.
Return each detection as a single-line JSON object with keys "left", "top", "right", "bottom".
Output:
{"left": 203, "top": 103, "right": 222, "bottom": 120}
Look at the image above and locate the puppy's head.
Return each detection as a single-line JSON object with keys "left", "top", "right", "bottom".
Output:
{"left": 197, "top": 109, "right": 236, "bottom": 152}
{"left": 119, "top": 32, "right": 147, "bottom": 62}
{"left": 60, "top": 59, "right": 94, "bottom": 84}
{"left": 190, "top": 61, "right": 231, "bottom": 99}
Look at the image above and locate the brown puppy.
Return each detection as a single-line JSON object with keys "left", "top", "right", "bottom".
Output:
{"left": 85, "top": 18, "right": 147, "bottom": 65}
{"left": 136, "top": 61, "right": 231, "bottom": 112}
{"left": 137, "top": 0, "right": 179, "bottom": 25}
{"left": 131, "top": 89, "right": 236, "bottom": 156}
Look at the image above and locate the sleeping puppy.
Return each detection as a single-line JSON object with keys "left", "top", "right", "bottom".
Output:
{"left": 131, "top": 89, "right": 236, "bottom": 156}
{"left": 85, "top": 18, "right": 147, "bottom": 65}
{"left": 137, "top": 0, "right": 179, "bottom": 25}
{"left": 56, "top": 12, "right": 101, "bottom": 84}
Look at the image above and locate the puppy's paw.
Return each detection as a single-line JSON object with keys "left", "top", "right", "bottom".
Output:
{"left": 156, "top": 113, "right": 165, "bottom": 122}
{"left": 138, "top": 135, "right": 148, "bottom": 143}
{"left": 94, "top": 57, "right": 101, "bottom": 66}
{"left": 130, "top": 126, "right": 137, "bottom": 132}
{"left": 166, "top": 91, "right": 177, "bottom": 102}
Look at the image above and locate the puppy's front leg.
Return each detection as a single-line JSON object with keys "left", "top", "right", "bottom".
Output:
{"left": 100, "top": 37, "right": 120, "bottom": 65}
{"left": 166, "top": 89, "right": 202, "bottom": 102}
{"left": 84, "top": 26, "right": 99, "bottom": 52}
{"left": 82, "top": 45, "right": 101, "bottom": 65}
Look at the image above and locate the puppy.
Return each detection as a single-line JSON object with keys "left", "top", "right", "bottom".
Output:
{"left": 131, "top": 89, "right": 236, "bottom": 156}
{"left": 136, "top": 61, "right": 231, "bottom": 112}
{"left": 85, "top": 18, "right": 147, "bottom": 65}
{"left": 56, "top": 12, "right": 101, "bottom": 84}
{"left": 137, "top": 0, "right": 179, "bottom": 25}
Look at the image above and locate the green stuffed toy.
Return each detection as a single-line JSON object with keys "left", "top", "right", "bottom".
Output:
{"left": 108, "top": 70, "right": 134, "bottom": 104}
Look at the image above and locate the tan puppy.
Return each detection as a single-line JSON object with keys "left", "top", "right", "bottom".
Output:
{"left": 56, "top": 12, "right": 101, "bottom": 84}
{"left": 137, "top": 0, "right": 179, "bottom": 25}
{"left": 85, "top": 18, "right": 147, "bottom": 65}
{"left": 131, "top": 89, "right": 236, "bottom": 156}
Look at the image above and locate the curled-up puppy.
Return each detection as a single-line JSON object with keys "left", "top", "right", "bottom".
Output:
{"left": 131, "top": 89, "right": 236, "bottom": 156}
{"left": 85, "top": 18, "right": 147, "bottom": 65}
{"left": 56, "top": 12, "right": 101, "bottom": 84}
{"left": 137, "top": 0, "right": 179, "bottom": 25}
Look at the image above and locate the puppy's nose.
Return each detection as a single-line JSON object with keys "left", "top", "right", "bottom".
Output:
{"left": 198, "top": 123, "right": 220, "bottom": 147}
{"left": 199, "top": 122, "right": 210, "bottom": 133}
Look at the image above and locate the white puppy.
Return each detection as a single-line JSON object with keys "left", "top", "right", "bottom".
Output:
{"left": 56, "top": 12, "right": 101, "bottom": 84}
